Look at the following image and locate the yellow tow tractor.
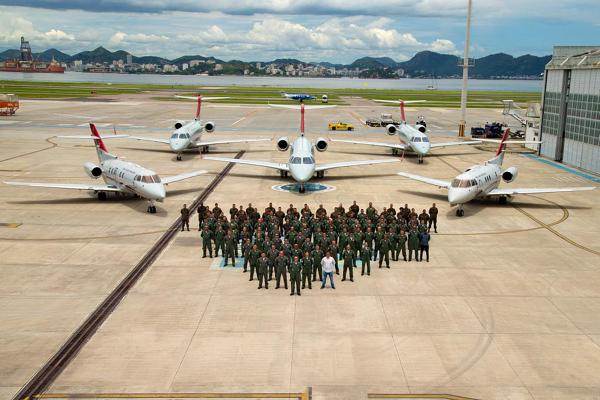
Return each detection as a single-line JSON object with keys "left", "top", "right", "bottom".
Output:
{"left": 328, "top": 121, "right": 354, "bottom": 131}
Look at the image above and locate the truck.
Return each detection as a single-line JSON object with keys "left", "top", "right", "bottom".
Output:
{"left": 0, "top": 94, "right": 19, "bottom": 116}
{"left": 366, "top": 113, "right": 400, "bottom": 127}
{"left": 470, "top": 122, "right": 505, "bottom": 139}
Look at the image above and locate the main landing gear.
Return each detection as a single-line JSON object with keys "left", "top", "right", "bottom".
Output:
{"left": 147, "top": 200, "right": 157, "bottom": 214}
{"left": 298, "top": 184, "right": 306, "bottom": 194}
{"left": 498, "top": 196, "right": 508, "bottom": 205}
{"left": 280, "top": 170, "right": 288, "bottom": 178}
{"left": 316, "top": 171, "right": 325, "bottom": 178}
{"left": 455, "top": 205, "right": 465, "bottom": 217}
{"left": 97, "top": 192, "right": 107, "bottom": 201}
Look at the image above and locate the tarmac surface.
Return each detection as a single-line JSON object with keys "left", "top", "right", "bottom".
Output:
{"left": 1, "top": 95, "right": 599, "bottom": 400}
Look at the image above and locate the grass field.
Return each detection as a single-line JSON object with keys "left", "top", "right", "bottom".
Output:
{"left": 0, "top": 80, "right": 541, "bottom": 107}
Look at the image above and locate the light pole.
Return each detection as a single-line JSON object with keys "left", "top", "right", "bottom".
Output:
{"left": 458, "top": 0, "right": 473, "bottom": 137}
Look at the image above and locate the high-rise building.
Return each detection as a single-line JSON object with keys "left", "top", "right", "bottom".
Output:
{"left": 539, "top": 46, "right": 600, "bottom": 174}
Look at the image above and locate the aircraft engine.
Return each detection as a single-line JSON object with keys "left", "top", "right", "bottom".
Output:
{"left": 416, "top": 124, "right": 427, "bottom": 133}
{"left": 83, "top": 162, "right": 102, "bottom": 179}
{"left": 277, "top": 137, "right": 290, "bottom": 151}
{"left": 174, "top": 121, "right": 186, "bottom": 129}
{"left": 386, "top": 124, "right": 398, "bottom": 136}
{"left": 315, "top": 137, "right": 328, "bottom": 152}
{"left": 502, "top": 166, "right": 518, "bottom": 183}
{"left": 204, "top": 121, "right": 215, "bottom": 133}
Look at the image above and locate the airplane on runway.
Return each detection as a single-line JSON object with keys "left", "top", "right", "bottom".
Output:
{"left": 330, "top": 99, "right": 481, "bottom": 164}
{"left": 397, "top": 129, "right": 596, "bottom": 216}
{"left": 129, "top": 95, "right": 270, "bottom": 160}
{"left": 203, "top": 104, "right": 399, "bottom": 193}
{"left": 282, "top": 92, "right": 317, "bottom": 102}
{"left": 4, "top": 123, "right": 209, "bottom": 214}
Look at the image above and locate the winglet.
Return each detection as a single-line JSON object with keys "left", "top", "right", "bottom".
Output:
{"left": 89, "top": 123, "right": 108, "bottom": 153}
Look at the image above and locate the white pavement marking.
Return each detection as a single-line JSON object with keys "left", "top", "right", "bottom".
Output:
{"left": 231, "top": 117, "right": 246, "bottom": 126}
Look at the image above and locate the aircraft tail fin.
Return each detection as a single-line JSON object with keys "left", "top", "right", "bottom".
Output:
{"left": 300, "top": 103, "right": 305, "bottom": 135}
{"left": 195, "top": 96, "right": 201, "bottom": 119}
{"left": 488, "top": 128, "right": 511, "bottom": 165}
{"left": 89, "top": 123, "right": 117, "bottom": 162}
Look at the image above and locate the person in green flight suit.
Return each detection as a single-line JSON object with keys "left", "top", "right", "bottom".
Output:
{"left": 378, "top": 233, "right": 391, "bottom": 269}
{"left": 268, "top": 243, "right": 279, "bottom": 280}
{"left": 408, "top": 228, "right": 420, "bottom": 262}
{"left": 242, "top": 238, "right": 252, "bottom": 272}
{"left": 397, "top": 229, "right": 408, "bottom": 262}
{"left": 360, "top": 241, "right": 372, "bottom": 276}
{"left": 311, "top": 244, "right": 324, "bottom": 282}
{"left": 223, "top": 232, "right": 236, "bottom": 267}
{"left": 274, "top": 250, "right": 289, "bottom": 289}
{"left": 214, "top": 226, "right": 225, "bottom": 257}
{"left": 301, "top": 251, "right": 313, "bottom": 290}
{"left": 341, "top": 244, "right": 355, "bottom": 282}
{"left": 201, "top": 226, "right": 213, "bottom": 258}
{"left": 389, "top": 228, "right": 399, "bottom": 261}
{"left": 248, "top": 244, "right": 260, "bottom": 281}
{"left": 257, "top": 252, "right": 270, "bottom": 289}
{"left": 289, "top": 255, "right": 302, "bottom": 296}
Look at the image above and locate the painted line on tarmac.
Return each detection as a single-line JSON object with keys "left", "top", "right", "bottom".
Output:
{"left": 349, "top": 111, "right": 366, "bottom": 126}
{"left": 369, "top": 394, "right": 478, "bottom": 400}
{"left": 0, "top": 223, "right": 22, "bottom": 228}
{"left": 0, "top": 137, "right": 58, "bottom": 164}
{"left": 35, "top": 388, "right": 311, "bottom": 399}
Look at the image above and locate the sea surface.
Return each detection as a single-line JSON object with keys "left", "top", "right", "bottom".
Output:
{"left": 0, "top": 71, "right": 543, "bottom": 92}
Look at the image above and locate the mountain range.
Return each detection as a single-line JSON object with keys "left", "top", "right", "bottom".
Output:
{"left": 0, "top": 46, "right": 551, "bottom": 78}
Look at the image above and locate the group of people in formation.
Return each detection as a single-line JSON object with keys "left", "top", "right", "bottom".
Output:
{"left": 180, "top": 201, "right": 438, "bottom": 296}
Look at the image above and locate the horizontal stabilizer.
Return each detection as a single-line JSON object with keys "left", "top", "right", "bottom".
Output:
{"left": 56, "top": 135, "right": 129, "bottom": 139}
{"left": 175, "top": 95, "right": 230, "bottom": 101}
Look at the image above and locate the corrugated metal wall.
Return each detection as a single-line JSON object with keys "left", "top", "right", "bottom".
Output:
{"left": 540, "top": 70, "right": 563, "bottom": 159}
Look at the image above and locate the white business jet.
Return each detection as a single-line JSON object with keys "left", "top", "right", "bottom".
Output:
{"left": 204, "top": 104, "right": 399, "bottom": 193}
{"left": 4, "top": 123, "right": 209, "bottom": 213}
{"left": 397, "top": 129, "right": 596, "bottom": 216}
{"left": 331, "top": 99, "right": 480, "bottom": 163}
{"left": 130, "top": 95, "right": 270, "bottom": 160}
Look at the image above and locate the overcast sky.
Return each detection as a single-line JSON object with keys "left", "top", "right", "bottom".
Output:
{"left": 1, "top": 1, "right": 599, "bottom": 63}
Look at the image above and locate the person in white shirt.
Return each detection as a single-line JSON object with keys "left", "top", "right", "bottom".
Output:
{"left": 320, "top": 251, "right": 336, "bottom": 289}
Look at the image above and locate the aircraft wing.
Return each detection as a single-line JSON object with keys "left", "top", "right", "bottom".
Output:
{"left": 430, "top": 140, "right": 481, "bottom": 149}
{"left": 397, "top": 172, "right": 451, "bottom": 189}
{"left": 315, "top": 158, "right": 398, "bottom": 172}
{"left": 488, "top": 186, "right": 596, "bottom": 196}
{"left": 269, "top": 104, "right": 336, "bottom": 110}
{"left": 330, "top": 138, "right": 409, "bottom": 151}
{"left": 4, "top": 181, "right": 122, "bottom": 192}
{"left": 193, "top": 138, "right": 271, "bottom": 147}
{"left": 129, "top": 136, "right": 170, "bottom": 145}
{"left": 162, "top": 170, "right": 208, "bottom": 185}
{"left": 203, "top": 156, "right": 289, "bottom": 171}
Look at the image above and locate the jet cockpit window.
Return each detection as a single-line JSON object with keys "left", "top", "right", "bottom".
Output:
{"left": 451, "top": 179, "right": 475, "bottom": 188}
{"left": 171, "top": 134, "right": 178, "bottom": 139}
{"left": 140, "top": 175, "right": 161, "bottom": 183}
{"left": 422, "top": 137, "right": 430, "bottom": 142}
{"left": 152, "top": 174, "right": 161, "bottom": 183}
{"left": 135, "top": 176, "right": 141, "bottom": 182}
{"left": 411, "top": 137, "right": 422, "bottom": 142}
{"left": 178, "top": 134, "right": 188, "bottom": 139}
{"left": 290, "top": 157, "right": 301, "bottom": 164}
{"left": 302, "top": 157, "right": 314, "bottom": 164}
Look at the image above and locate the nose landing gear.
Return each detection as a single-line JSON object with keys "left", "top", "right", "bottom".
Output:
{"left": 455, "top": 205, "right": 465, "bottom": 217}
{"left": 176, "top": 153, "right": 182, "bottom": 161}
{"left": 299, "top": 184, "right": 306, "bottom": 194}
{"left": 147, "top": 200, "right": 157, "bottom": 214}
{"left": 418, "top": 154, "right": 424, "bottom": 164}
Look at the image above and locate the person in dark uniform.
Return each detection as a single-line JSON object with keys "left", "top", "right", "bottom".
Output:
{"left": 289, "top": 256, "right": 302, "bottom": 296}
{"left": 341, "top": 244, "right": 355, "bottom": 282}
{"left": 248, "top": 244, "right": 260, "bottom": 281}
{"left": 378, "top": 234, "right": 391, "bottom": 269}
{"left": 398, "top": 229, "right": 407, "bottom": 262}
{"left": 408, "top": 228, "right": 420, "bottom": 262}
{"left": 428, "top": 203, "right": 438, "bottom": 233}
{"left": 180, "top": 204, "right": 190, "bottom": 231}
{"left": 257, "top": 252, "right": 270, "bottom": 289}
{"left": 201, "top": 226, "right": 213, "bottom": 258}
{"left": 301, "top": 251, "right": 313, "bottom": 289}
{"left": 419, "top": 230, "right": 431, "bottom": 262}
{"left": 268, "top": 244, "right": 279, "bottom": 280}
{"left": 242, "top": 238, "right": 252, "bottom": 272}
{"left": 274, "top": 251, "right": 289, "bottom": 289}
{"left": 360, "top": 241, "right": 372, "bottom": 276}
{"left": 214, "top": 226, "right": 225, "bottom": 257}
{"left": 198, "top": 202, "right": 207, "bottom": 230}
{"left": 223, "top": 232, "right": 236, "bottom": 266}
{"left": 311, "top": 244, "right": 324, "bottom": 282}
{"left": 212, "top": 202, "right": 222, "bottom": 218}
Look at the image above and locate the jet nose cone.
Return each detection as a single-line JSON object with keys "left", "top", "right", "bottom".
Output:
{"left": 144, "top": 184, "right": 166, "bottom": 202}
{"left": 415, "top": 142, "right": 430, "bottom": 155}
{"left": 448, "top": 188, "right": 468, "bottom": 205}
{"left": 291, "top": 164, "right": 315, "bottom": 183}
{"left": 169, "top": 139, "right": 186, "bottom": 152}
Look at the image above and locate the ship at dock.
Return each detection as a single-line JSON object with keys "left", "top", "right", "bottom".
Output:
{"left": 0, "top": 37, "right": 65, "bottom": 73}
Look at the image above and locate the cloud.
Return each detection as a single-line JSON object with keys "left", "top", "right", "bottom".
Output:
{"left": 109, "top": 32, "right": 168, "bottom": 45}
{"left": 0, "top": 12, "right": 75, "bottom": 47}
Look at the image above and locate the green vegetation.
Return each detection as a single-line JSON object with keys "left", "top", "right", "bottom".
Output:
{"left": 0, "top": 80, "right": 541, "bottom": 108}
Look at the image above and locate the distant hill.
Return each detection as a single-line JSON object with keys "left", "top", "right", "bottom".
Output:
{"left": 0, "top": 45, "right": 550, "bottom": 78}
